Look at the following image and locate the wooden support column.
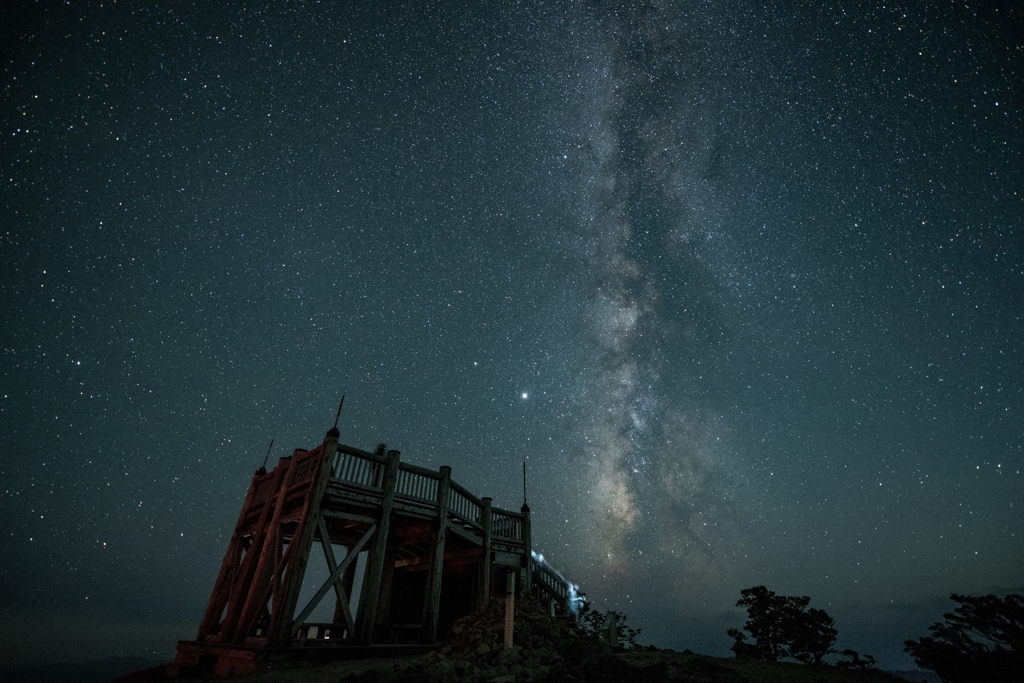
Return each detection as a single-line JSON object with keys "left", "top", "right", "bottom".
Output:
{"left": 520, "top": 503, "right": 532, "bottom": 595}
{"left": 334, "top": 553, "right": 358, "bottom": 629}
{"left": 317, "top": 518, "right": 357, "bottom": 639}
{"left": 478, "top": 497, "right": 492, "bottom": 606}
{"left": 268, "top": 428, "right": 340, "bottom": 644}
{"left": 197, "top": 468, "right": 263, "bottom": 639}
{"left": 377, "top": 546, "right": 397, "bottom": 626}
{"left": 232, "top": 455, "right": 299, "bottom": 643}
{"left": 503, "top": 570, "right": 515, "bottom": 650}
{"left": 217, "top": 463, "right": 288, "bottom": 642}
{"left": 290, "top": 523, "right": 375, "bottom": 637}
{"left": 357, "top": 449, "right": 400, "bottom": 645}
{"left": 316, "top": 519, "right": 347, "bottom": 622}
{"left": 424, "top": 466, "right": 451, "bottom": 643}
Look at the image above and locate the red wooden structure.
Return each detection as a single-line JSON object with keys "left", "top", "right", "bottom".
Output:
{"left": 172, "top": 427, "right": 578, "bottom": 676}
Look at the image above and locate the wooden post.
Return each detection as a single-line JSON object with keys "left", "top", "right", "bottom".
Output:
{"left": 268, "top": 429, "right": 340, "bottom": 643}
{"left": 357, "top": 449, "right": 400, "bottom": 645}
{"left": 232, "top": 454, "right": 300, "bottom": 643}
{"left": 424, "top": 466, "right": 451, "bottom": 643}
{"left": 216, "top": 462, "right": 289, "bottom": 642}
{"left": 334, "top": 549, "right": 359, "bottom": 637}
{"left": 478, "top": 497, "right": 492, "bottom": 606}
{"left": 316, "top": 518, "right": 356, "bottom": 639}
{"left": 197, "top": 468, "right": 264, "bottom": 639}
{"left": 520, "top": 503, "right": 532, "bottom": 595}
{"left": 377, "top": 546, "right": 397, "bottom": 626}
{"left": 504, "top": 570, "right": 515, "bottom": 650}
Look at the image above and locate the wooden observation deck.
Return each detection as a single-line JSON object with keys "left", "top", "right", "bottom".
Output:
{"left": 173, "top": 427, "right": 581, "bottom": 676}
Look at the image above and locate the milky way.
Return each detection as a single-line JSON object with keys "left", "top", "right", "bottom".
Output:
{"left": 568, "top": 4, "right": 745, "bottom": 579}
{"left": 2, "top": 0, "right": 1021, "bottom": 670}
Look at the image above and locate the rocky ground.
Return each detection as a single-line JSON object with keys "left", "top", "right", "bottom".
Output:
{"left": 120, "top": 596, "right": 920, "bottom": 683}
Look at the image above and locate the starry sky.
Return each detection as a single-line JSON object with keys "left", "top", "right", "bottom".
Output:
{"left": 2, "top": 0, "right": 1021, "bottom": 671}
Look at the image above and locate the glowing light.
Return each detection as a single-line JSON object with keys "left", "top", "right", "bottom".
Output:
{"left": 531, "top": 551, "right": 585, "bottom": 615}
{"left": 522, "top": 392, "right": 528, "bottom": 399}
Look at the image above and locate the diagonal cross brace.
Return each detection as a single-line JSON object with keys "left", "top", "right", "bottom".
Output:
{"left": 317, "top": 517, "right": 355, "bottom": 636}
{"left": 313, "top": 524, "right": 350, "bottom": 630}
{"left": 290, "top": 521, "right": 376, "bottom": 637}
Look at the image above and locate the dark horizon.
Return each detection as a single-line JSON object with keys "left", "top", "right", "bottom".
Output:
{"left": 2, "top": 0, "right": 1021, "bottom": 671}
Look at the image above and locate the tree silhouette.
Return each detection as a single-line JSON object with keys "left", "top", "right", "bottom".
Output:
{"left": 726, "top": 585, "right": 838, "bottom": 664}
{"left": 577, "top": 603, "right": 642, "bottom": 649}
{"left": 835, "top": 649, "right": 876, "bottom": 670}
{"left": 790, "top": 607, "right": 839, "bottom": 665}
{"left": 904, "top": 593, "right": 1023, "bottom": 683}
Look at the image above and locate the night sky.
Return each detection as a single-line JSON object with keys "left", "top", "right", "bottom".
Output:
{"left": 2, "top": 1, "right": 1021, "bottom": 671}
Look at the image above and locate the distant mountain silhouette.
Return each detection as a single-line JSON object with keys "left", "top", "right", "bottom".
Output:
{"left": 887, "top": 670, "right": 942, "bottom": 683}
{"left": 0, "top": 656, "right": 162, "bottom": 683}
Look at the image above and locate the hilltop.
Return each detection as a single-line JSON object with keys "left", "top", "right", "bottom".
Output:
{"left": 117, "top": 596, "right": 934, "bottom": 683}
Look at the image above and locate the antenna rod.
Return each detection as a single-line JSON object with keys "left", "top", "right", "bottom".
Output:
{"left": 333, "top": 387, "right": 346, "bottom": 429}
{"left": 523, "top": 460, "right": 527, "bottom": 506}
{"left": 261, "top": 437, "right": 275, "bottom": 469}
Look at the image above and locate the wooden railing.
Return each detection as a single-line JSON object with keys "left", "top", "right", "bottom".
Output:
{"left": 395, "top": 463, "right": 438, "bottom": 502}
{"left": 447, "top": 481, "right": 481, "bottom": 528}
{"left": 530, "top": 554, "right": 582, "bottom": 620}
{"left": 289, "top": 448, "right": 318, "bottom": 486}
{"left": 250, "top": 474, "right": 276, "bottom": 506}
{"left": 331, "top": 445, "right": 383, "bottom": 489}
{"left": 326, "top": 444, "right": 524, "bottom": 542}
{"left": 490, "top": 509, "right": 522, "bottom": 540}
{"left": 532, "top": 559, "right": 568, "bottom": 602}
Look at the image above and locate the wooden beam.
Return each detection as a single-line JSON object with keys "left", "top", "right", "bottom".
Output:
{"left": 446, "top": 520, "right": 482, "bottom": 545}
{"left": 390, "top": 521, "right": 435, "bottom": 544}
{"left": 394, "top": 545, "right": 483, "bottom": 570}
{"left": 377, "top": 546, "right": 397, "bottom": 626}
{"left": 197, "top": 468, "right": 265, "bottom": 639}
{"left": 316, "top": 517, "right": 355, "bottom": 637}
{"left": 423, "top": 466, "right": 451, "bottom": 643}
{"left": 504, "top": 570, "right": 515, "bottom": 650}
{"left": 216, "top": 463, "right": 286, "bottom": 642}
{"left": 291, "top": 522, "right": 375, "bottom": 636}
{"left": 324, "top": 488, "right": 383, "bottom": 508}
{"left": 479, "top": 497, "right": 492, "bottom": 606}
{"left": 269, "top": 430, "right": 340, "bottom": 643}
{"left": 321, "top": 509, "right": 376, "bottom": 525}
{"left": 357, "top": 449, "right": 400, "bottom": 645}
{"left": 391, "top": 498, "right": 439, "bottom": 519}
{"left": 231, "top": 455, "right": 300, "bottom": 643}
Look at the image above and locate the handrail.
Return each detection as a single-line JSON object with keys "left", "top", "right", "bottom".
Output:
{"left": 250, "top": 474, "right": 276, "bottom": 507}
{"left": 532, "top": 561, "right": 567, "bottom": 600}
{"left": 529, "top": 553, "right": 582, "bottom": 620}
{"left": 447, "top": 485, "right": 481, "bottom": 528}
{"left": 395, "top": 466, "right": 437, "bottom": 502}
{"left": 491, "top": 509, "right": 522, "bottom": 541}
{"left": 326, "top": 446, "right": 521, "bottom": 539}
{"left": 337, "top": 443, "right": 386, "bottom": 464}
{"left": 332, "top": 449, "right": 382, "bottom": 489}
{"left": 448, "top": 480, "right": 482, "bottom": 508}
{"left": 397, "top": 462, "right": 440, "bottom": 479}
{"left": 290, "top": 448, "right": 322, "bottom": 486}
{"left": 490, "top": 505, "right": 523, "bottom": 518}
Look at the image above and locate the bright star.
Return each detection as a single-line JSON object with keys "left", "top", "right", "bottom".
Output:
{"left": 522, "top": 392, "right": 528, "bottom": 399}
